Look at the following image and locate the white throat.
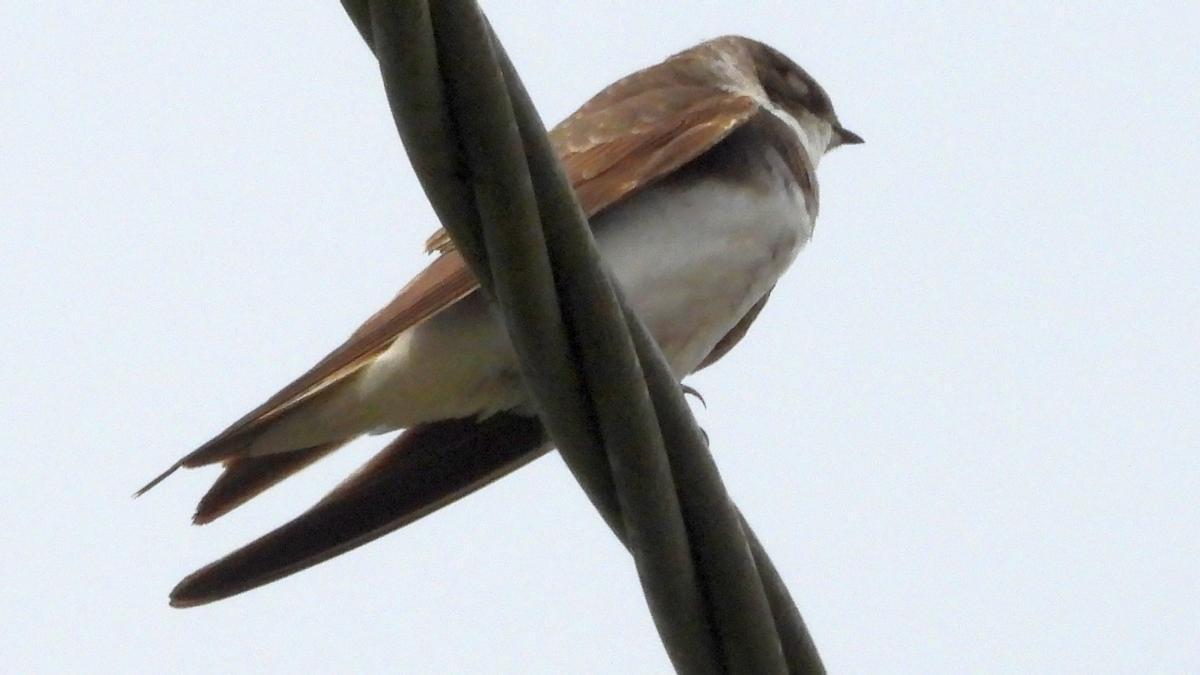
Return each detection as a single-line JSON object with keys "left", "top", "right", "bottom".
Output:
{"left": 761, "top": 102, "right": 832, "bottom": 167}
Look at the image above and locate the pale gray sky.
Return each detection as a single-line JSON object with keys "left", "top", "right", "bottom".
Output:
{"left": 3, "top": 3, "right": 1197, "bottom": 673}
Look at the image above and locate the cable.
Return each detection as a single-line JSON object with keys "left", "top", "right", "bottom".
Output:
{"left": 340, "top": 2, "right": 824, "bottom": 672}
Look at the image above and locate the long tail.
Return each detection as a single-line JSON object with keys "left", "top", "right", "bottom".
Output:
{"left": 169, "top": 412, "right": 548, "bottom": 608}
{"left": 191, "top": 443, "right": 346, "bottom": 525}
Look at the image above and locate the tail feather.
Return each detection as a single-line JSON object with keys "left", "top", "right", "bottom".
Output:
{"left": 135, "top": 378, "right": 365, "bottom": 499}
{"left": 169, "top": 412, "right": 548, "bottom": 608}
{"left": 192, "top": 442, "right": 345, "bottom": 525}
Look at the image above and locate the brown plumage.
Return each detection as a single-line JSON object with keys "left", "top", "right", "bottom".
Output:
{"left": 142, "top": 35, "right": 852, "bottom": 606}
{"left": 139, "top": 35, "right": 770, "bottom": 504}
{"left": 172, "top": 413, "right": 547, "bottom": 607}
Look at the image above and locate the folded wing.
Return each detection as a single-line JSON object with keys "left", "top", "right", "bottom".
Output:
{"left": 148, "top": 39, "right": 770, "bottom": 604}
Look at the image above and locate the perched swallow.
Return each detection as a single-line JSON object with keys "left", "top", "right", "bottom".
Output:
{"left": 140, "top": 35, "right": 861, "bottom": 607}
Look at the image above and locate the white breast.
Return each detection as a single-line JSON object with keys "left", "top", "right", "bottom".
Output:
{"left": 356, "top": 144, "right": 815, "bottom": 432}
{"left": 594, "top": 149, "right": 814, "bottom": 376}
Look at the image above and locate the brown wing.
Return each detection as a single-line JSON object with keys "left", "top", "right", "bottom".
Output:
{"left": 140, "top": 39, "right": 763, "bottom": 500}
{"left": 165, "top": 91, "right": 758, "bottom": 470}
{"left": 135, "top": 251, "right": 477, "bottom": 494}
{"left": 222, "top": 36, "right": 765, "bottom": 450}
{"left": 170, "top": 413, "right": 548, "bottom": 607}
{"left": 425, "top": 35, "right": 766, "bottom": 253}
{"left": 425, "top": 90, "right": 760, "bottom": 254}
{"left": 157, "top": 37, "right": 780, "bottom": 601}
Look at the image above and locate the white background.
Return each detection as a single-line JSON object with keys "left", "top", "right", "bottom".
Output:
{"left": 3, "top": 3, "right": 1197, "bottom": 672}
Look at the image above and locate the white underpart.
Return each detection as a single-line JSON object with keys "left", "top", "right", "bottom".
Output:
{"left": 240, "top": 108, "right": 833, "bottom": 455}
{"left": 353, "top": 141, "right": 817, "bottom": 434}
{"left": 591, "top": 163, "right": 812, "bottom": 377}
{"left": 762, "top": 99, "right": 832, "bottom": 167}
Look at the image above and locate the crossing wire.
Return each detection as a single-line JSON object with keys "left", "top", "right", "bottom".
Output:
{"left": 339, "top": 2, "right": 825, "bottom": 672}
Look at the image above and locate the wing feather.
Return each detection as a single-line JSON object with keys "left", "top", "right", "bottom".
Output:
{"left": 141, "top": 37, "right": 763, "bottom": 504}
{"left": 170, "top": 414, "right": 547, "bottom": 607}
{"left": 153, "top": 36, "right": 785, "bottom": 603}
{"left": 178, "top": 91, "right": 759, "bottom": 471}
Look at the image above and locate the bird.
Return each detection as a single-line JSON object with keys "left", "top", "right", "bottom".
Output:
{"left": 139, "top": 34, "right": 862, "bottom": 608}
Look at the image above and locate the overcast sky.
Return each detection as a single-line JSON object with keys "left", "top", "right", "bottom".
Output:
{"left": 3, "top": 3, "right": 1197, "bottom": 673}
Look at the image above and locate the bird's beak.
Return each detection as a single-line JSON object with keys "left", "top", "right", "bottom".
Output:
{"left": 836, "top": 126, "right": 865, "bottom": 146}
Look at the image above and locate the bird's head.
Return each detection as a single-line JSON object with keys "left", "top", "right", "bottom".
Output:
{"left": 740, "top": 37, "right": 863, "bottom": 154}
